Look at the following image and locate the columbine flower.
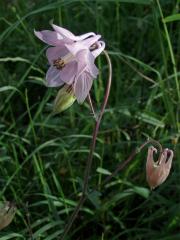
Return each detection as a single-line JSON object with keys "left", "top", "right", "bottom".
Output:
{"left": 35, "top": 24, "right": 105, "bottom": 103}
{"left": 146, "top": 146, "right": 173, "bottom": 189}
{"left": 34, "top": 24, "right": 96, "bottom": 46}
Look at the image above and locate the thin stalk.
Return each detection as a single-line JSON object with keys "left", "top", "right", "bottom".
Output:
{"left": 60, "top": 138, "right": 163, "bottom": 240}
{"left": 60, "top": 50, "right": 112, "bottom": 240}
{"left": 87, "top": 94, "right": 97, "bottom": 120}
{"left": 103, "top": 139, "right": 162, "bottom": 185}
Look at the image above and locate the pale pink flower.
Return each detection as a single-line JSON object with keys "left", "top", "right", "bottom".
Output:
{"left": 34, "top": 24, "right": 96, "bottom": 46}
{"left": 146, "top": 146, "right": 173, "bottom": 189}
{"left": 34, "top": 24, "right": 105, "bottom": 103}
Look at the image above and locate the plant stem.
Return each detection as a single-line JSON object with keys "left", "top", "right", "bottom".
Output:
{"left": 60, "top": 138, "right": 163, "bottom": 239}
{"left": 87, "top": 94, "right": 97, "bottom": 120}
{"left": 103, "top": 139, "right": 162, "bottom": 185}
{"left": 60, "top": 50, "right": 112, "bottom": 240}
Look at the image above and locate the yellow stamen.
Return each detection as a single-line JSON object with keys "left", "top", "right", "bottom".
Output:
{"left": 53, "top": 58, "right": 65, "bottom": 70}
{"left": 53, "top": 53, "right": 74, "bottom": 70}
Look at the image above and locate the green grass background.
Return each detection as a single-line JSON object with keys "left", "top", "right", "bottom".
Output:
{"left": 0, "top": 0, "right": 180, "bottom": 239}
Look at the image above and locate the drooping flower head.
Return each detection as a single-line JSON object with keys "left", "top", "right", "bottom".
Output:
{"left": 34, "top": 24, "right": 105, "bottom": 104}
{"left": 0, "top": 202, "right": 16, "bottom": 230}
{"left": 146, "top": 146, "right": 173, "bottom": 189}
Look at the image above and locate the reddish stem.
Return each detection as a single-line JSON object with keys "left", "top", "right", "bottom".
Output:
{"left": 60, "top": 50, "right": 112, "bottom": 240}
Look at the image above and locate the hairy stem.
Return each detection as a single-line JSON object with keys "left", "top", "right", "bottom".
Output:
{"left": 60, "top": 50, "right": 112, "bottom": 240}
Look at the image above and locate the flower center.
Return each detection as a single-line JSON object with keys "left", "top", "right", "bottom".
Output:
{"left": 53, "top": 53, "right": 74, "bottom": 70}
{"left": 53, "top": 58, "right": 65, "bottom": 70}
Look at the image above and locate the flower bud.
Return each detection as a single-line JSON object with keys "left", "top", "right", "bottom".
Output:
{"left": 0, "top": 201, "right": 16, "bottom": 230}
{"left": 146, "top": 146, "right": 173, "bottom": 189}
{"left": 53, "top": 85, "right": 76, "bottom": 113}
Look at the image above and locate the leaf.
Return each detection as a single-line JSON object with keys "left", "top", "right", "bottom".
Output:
{"left": 0, "top": 233, "right": 24, "bottom": 239}
{"left": 87, "top": 190, "right": 102, "bottom": 209}
{"left": 45, "top": 230, "right": 64, "bottom": 240}
{"left": 103, "top": 191, "right": 133, "bottom": 210}
{"left": 32, "top": 222, "right": 62, "bottom": 238}
{"left": 0, "top": 86, "right": 24, "bottom": 101}
{"left": 0, "top": 57, "right": 31, "bottom": 63}
{"left": 136, "top": 112, "right": 165, "bottom": 128}
{"left": 0, "top": 86, "right": 20, "bottom": 94}
{"left": 163, "top": 14, "right": 180, "bottom": 23}
{"left": 131, "top": 186, "right": 150, "bottom": 198}
{"left": 96, "top": 167, "right": 111, "bottom": 175}
{"left": 105, "top": 0, "right": 151, "bottom": 4}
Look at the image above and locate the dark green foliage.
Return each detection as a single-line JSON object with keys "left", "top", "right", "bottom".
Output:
{"left": 0, "top": 0, "right": 179, "bottom": 239}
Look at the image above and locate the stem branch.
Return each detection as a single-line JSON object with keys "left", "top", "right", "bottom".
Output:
{"left": 103, "top": 139, "right": 162, "bottom": 185}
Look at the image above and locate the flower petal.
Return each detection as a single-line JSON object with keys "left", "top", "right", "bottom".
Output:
{"left": 78, "top": 32, "right": 96, "bottom": 41}
{"left": 46, "top": 66, "right": 64, "bottom": 87}
{"left": 46, "top": 46, "right": 68, "bottom": 64}
{"left": 146, "top": 146, "right": 157, "bottom": 174}
{"left": 75, "top": 50, "right": 98, "bottom": 79}
{"left": 51, "top": 24, "right": 76, "bottom": 41}
{"left": 65, "top": 35, "right": 101, "bottom": 56}
{"left": 52, "top": 24, "right": 95, "bottom": 42}
{"left": 159, "top": 149, "right": 168, "bottom": 164}
{"left": 91, "top": 41, "right": 105, "bottom": 58}
{"left": 74, "top": 71, "right": 93, "bottom": 103}
{"left": 75, "top": 50, "right": 89, "bottom": 76}
{"left": 165, "top": 149, "right": 173, "bottom": 169}
{"left": 157, "top": 149, "right": 173, "bottom": 186}
{"left": 34, "top": 30, "right": 63, "bottom": 46}
{"left": 65, "top": 42, "right": 87, "bottom": 56}
{"left": 59, "top": 61, "right": 78, "bottom": 85}
{"left": 86, "top": 52, "right": 99, "bottom": 78}
{"left": 82, "top": 34, "right": 101, "bottom": 48}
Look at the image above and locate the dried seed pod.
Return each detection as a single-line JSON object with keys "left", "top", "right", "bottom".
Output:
{"left": 0, "top": 202, "right": 16, "bottom": 230}
{"left": 146, "top": 146, "right": 173, "bottom": 189}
